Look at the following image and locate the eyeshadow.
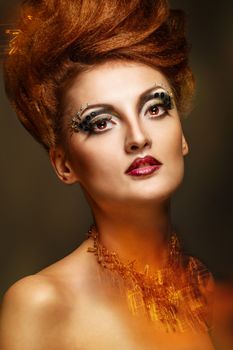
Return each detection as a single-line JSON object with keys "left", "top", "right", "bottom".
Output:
{"left": 70, "top": 107, "right": 114, "bottom": 133}
{"left": 70, "top": 86, "right": 174, "bottom": 134}
{"left": 140, "top": 90, "right": 173, "bottom": 112}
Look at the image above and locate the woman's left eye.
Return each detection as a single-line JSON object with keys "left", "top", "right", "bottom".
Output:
{"left": 145, "top": 104, "right": 166, "bottom": 118}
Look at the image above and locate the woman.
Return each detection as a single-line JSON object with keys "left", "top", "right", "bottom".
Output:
{"left": 0, "top": 0, "right": 215, "bottom": 349}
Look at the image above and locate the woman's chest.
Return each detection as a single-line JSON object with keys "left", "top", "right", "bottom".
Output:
{"left": 61, "top": 297, "right": 215, "bottom": 350}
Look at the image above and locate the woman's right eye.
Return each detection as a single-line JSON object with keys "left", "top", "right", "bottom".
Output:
{"left": 76, "top": 113, "right": 117, "bottom": 134}
{"left": 90, "top": 117, "right": 116, "bottom": 134}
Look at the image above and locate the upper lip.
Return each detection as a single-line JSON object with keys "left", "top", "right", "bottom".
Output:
{"left": 125, "top": 155, "right": 162, "bottom": 173}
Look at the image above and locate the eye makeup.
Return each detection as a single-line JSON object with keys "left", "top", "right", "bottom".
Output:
{"left": 141, "top": 90, "right": 173, "bottom": 113}
{"left": 70, "top": 107, "right": 117, "bottom": 133}
{"left": 69, "top": 85, "right": 174, "bottom": 134}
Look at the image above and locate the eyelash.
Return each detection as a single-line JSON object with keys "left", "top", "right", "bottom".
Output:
{"left": 74, "top": 94, "right": 173, "bottom": 135}
{"left": 144, "top": 101, "right": 169, "bottom": 119}
{"left": 81, "top": 103, "right": 168, "bottom": 134}
{"left": 86, "top": 115, "right": 116, "bottom": 134}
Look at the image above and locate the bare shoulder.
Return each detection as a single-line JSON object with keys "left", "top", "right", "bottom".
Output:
{"left": 0, "top": 237, "right": 94, "bottom": 315}
{"left": 0, "top": 237, "right": 98, "bottom": 349}
{"left": 0, "top": 238, "right": 94, "bottom": 350}
{"left": 36, "top": 237, "right": 96, "bottom": 291}
{"left": 1, "top": 274, "right": 61, "bottom": 312}
{"left": 0, "top": 275, "right": 65, "bottom": 350}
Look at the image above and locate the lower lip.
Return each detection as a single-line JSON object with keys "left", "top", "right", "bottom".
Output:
{"left": 126, "top": 165, "right": 162, "bottom": 176}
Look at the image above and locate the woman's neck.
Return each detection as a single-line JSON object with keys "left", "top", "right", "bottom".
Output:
{"left": 90, "top": 199, "right": 173, "bottom": 272}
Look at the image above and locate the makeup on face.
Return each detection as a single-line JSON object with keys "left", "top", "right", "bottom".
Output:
{"left": 70, "top": 107, "right": 118, "bottom": 133}
{"left": 125, "top": 155, "right": 163, "bottom": 177}
{"left": 69, "top": 84, "right": 174, "bottom": 135}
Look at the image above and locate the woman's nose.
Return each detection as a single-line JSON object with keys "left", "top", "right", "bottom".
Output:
{"left": 124, "top": 121, "right": 152, "bottom": 154}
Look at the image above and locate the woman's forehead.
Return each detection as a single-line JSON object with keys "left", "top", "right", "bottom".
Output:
{"left": 64, "top": 60, "right": 171, "bottom": 108}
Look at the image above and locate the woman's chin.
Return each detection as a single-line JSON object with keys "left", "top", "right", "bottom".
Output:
{"left": 81, "top": 173, "right": 184, "bottom": 211}
{"left": 122, "top": 179, "right": 183, "bottom": 202}
{"left": 106, "top": 190, "right": 176, "bottom": 207}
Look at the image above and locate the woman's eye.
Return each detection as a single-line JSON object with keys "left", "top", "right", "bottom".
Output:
{"left": 146, "top": 104, "right": 166, "bottom": 118}
{"left": 89, "top": 116, "right": 115, "bottom": 133}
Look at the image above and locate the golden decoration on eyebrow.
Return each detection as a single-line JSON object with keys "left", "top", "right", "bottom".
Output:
{"left": 76, "top": 102, "right": 90, "bottom": 118}
{"left": 69, "top": 102, "right": 90, "bottom": 133}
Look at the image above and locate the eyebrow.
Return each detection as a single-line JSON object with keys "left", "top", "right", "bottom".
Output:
{"left": 138, "top": 85, "right": 172, "bottom": 111}
{"left": 77, "top": 84, "right": 171, "bottom": 117}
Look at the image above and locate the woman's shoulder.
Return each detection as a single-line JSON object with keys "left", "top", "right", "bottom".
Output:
{"left": 1, "top": 236, "right": 94, "bottom": 307}
{"left": 0, "top": 273, "right": 70, "bottom": 327}
{"left": 0, "top": 274, "right": 64, "bottom": 349}
{"left": 36, "top": 236, "right": 96, "bottom": 289}
{"left": 1, "top": 274, "right": 61, "bottom": 311}
{"left": 0, "top": 238, "right": 95, "bottom": 349}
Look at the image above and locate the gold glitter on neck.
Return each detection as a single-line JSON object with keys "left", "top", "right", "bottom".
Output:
{"left": 87, "top": 225, "right": 213, "bottom": 333}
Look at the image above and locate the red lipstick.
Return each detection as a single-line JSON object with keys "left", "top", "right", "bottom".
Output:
{"left": 125, "top": 155, "right": 162, "bottom": 176}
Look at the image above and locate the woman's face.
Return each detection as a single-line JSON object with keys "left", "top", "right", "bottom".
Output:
{"left": 51, "top": 60, "right": 188, "bottom": 209}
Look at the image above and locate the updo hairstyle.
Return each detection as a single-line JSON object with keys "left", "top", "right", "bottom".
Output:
{"left": 4, "top": 0, "right": 194, "bottom": 151}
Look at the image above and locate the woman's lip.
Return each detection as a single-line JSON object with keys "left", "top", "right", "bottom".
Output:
{"left": 126, "top": 165, "right": 162, "bottom": 176}
{"left": 125, "top": 155, "right": 162, "bottom": 174}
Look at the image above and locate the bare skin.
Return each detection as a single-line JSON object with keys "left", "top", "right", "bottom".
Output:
{"left": 0, "top": 238, "right": 215, "bottom": 350}
{"left": 0, "top": 61, "right": 215, "bottom": 349}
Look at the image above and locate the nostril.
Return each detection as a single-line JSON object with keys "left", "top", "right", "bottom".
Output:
{"left": 130, "top": 145, "right": 138, "bottom": 151}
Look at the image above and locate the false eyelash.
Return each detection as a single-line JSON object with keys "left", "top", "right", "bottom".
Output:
{"left": 70, "top": 111, "right": 97, "bottom": 132}
{"left": 69, "top": 90, "right": 173, "bottom": 133}
{"left": 83, "top": 115, "right": 113, "bottom": 133}
{"left": 70, "top": 112, "right": 113, "bottom": 133}
{"left": 153, "top": 91, "right": 173, "bottom": 110}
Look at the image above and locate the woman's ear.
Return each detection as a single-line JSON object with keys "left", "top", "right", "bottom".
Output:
{"left": 182, "top": 133, "right": 189, "bottom": 156}
{"left": 49, "top": 147, "right": 79, "bottom": 184}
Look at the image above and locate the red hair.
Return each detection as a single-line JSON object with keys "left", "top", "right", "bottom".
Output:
{"left": 4, "top": 0, "right": 194, "bottom": 151}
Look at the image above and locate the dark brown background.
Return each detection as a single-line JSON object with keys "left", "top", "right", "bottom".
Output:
{"left": 0, "top": 0, "right": 233, "bottom": 299}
